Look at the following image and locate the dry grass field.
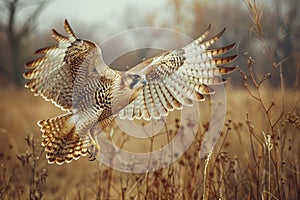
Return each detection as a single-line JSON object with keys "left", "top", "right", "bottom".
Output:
{"left": 0, "top": 64, "right": 299, "bottom": 199}
{"left": 0, "top": 0, "right": 299, "bottom": 198}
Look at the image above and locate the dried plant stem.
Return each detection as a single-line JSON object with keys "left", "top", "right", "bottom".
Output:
{"left": 294, "top": 157, "right": 299, "bottom": 200}
{"left": 145, "top": 136, "right": 154, "bottom": 198}
{"left": 96, "top": 164, "right": 102, "bottom": 200}
{"left": 202, "top": 149, "right": 213, "bottom": 200}
{"left": 262, "top": 131, "right": 273, "bottom": 200}
{"left": 191, "top": 157, "right": 200, "bottom": 199}
{"left": 106, "top": 168, "right": 112, "bottom": 199}
{"left": 279, "top": 64, "right": 285, "bottom": 111}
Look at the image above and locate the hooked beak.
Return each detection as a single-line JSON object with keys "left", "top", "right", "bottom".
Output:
{"left": 141, "top": 79, "right": 147, "bottom": 86}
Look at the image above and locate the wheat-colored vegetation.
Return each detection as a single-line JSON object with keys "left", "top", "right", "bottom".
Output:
{"left": 0, "top": 73, "right": 299, "bottom": 199}
{"left": 0, "top": 0, "right": 299, "bottom": 199}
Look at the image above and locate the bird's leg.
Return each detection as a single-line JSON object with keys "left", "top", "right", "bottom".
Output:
{"left": 87, "top": 117, "right": 114, "bottom": 161}
{"left": 87, "top": 129, "right": 101, "bottom": 161}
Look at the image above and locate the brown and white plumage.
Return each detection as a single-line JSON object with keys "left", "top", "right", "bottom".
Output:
{"left": 119, "top": 26, "right": 236, "bottom": 120}
{"left": 24, "top": 20, "right": 236, "bottom": 165}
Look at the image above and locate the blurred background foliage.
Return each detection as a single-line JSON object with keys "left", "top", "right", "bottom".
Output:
{"left": 0, "top": 0, "right": 299, "bottom": 87}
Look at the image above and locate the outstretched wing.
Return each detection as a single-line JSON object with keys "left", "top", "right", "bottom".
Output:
{"left": 24, "top": 20, "right": 112, "bottom": 112}
{"left": 119, "top": 26, "right": 237, "bottom": 120}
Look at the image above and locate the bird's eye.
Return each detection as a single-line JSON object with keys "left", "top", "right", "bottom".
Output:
{"left": 133, "top": 74, "right": 141, "bottom": 80}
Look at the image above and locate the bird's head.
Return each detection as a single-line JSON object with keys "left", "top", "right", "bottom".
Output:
{"left": 121, "top": 72, "right": 146, "bottom": 103}
{"left": 121, "top": 72, "right": 147, "bottom": 90}
{"left": 111, "top": 71, "right": 147, "bottom": 113}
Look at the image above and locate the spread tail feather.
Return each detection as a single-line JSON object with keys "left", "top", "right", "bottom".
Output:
{"left": 38, "top": 114, "right": 89, "bottom": 164}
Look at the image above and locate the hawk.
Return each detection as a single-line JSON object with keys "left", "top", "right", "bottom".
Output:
{"left": 24, "top": 20, "right": 237, "bottom": 165}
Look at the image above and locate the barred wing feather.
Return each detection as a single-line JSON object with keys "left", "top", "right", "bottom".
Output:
{"left": 119, "top": 26, "right": 237, "bottom": 120}
{"left": 23, "top": 20, "right": 110, "bottom": 112}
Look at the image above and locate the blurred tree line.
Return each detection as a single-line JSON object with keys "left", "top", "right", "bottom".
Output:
{"left": 0, "top": 0, "right": 49, "bottom": 86}
{"left": 0, "top": 0, "right": 299, "bottom": 87}
{"left": 161, "top": 0, "right": 299, "bottom": 88}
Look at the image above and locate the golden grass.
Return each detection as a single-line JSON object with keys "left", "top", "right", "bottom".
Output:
{"left": 1, "top": 0, "right": 299, "bottom": 198}
{"left": 1, "top": 4, "right": 300, "bottom": 194}
{"left": 0, "top": 79, "right": 299, "bottom": 199}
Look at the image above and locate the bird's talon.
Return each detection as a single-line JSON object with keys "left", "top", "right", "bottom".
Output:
{"left": 87, "top": 149, "right": 93, "bottom": 158}
{"left": 89, "top": 156, "right": 96, "bottom": 161}
{"left": 86, "top": 142, "right": 100, "bottom": 162}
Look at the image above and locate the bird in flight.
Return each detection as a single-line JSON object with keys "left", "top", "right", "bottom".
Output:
{"left": 24, "top": 20, "right": 237, "bottom": 165}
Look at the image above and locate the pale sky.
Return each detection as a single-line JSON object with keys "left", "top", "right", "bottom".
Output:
{"left": 37, "top": 0, "right": 166, "bottom": 34}
{"left": 3, "top": 0, "right": 275, "bottom": 41}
